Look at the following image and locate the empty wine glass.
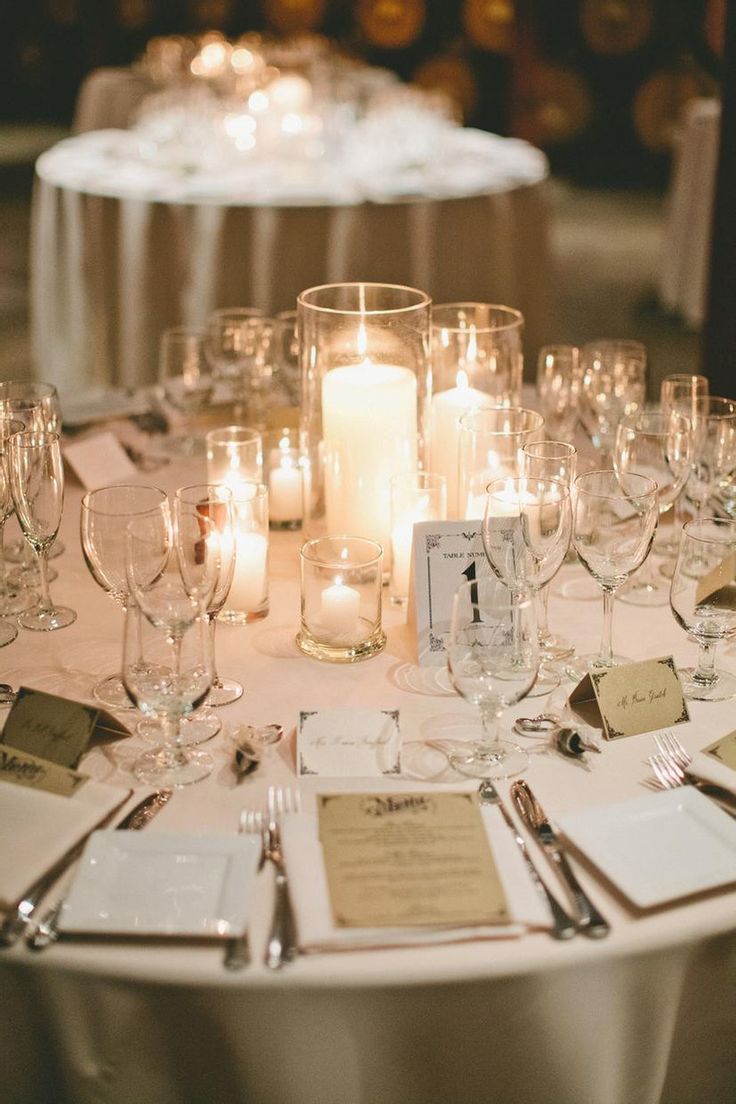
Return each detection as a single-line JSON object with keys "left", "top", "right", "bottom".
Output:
{"left": 578, "top": 340, "right": 646, "bottom": 463}
{"left": 536, "top": 345, "right": 581, "bottom": 443}
{"left": 670, "top": 518, "right": 736, "bottom": 701}
{"left": 271, "top": 309, "right": 300, "bottom": 406}
{"left": 0, "top": 415, "right": 33, "bottom": 625}
{"left": 659, "top": 372, "right": 709, "bottom": 558}
{"left": 123, "top": 598, "right": 214, "bottom": 787}
{"left": 80, "top": 485, "right": 171, "bottom": 708}
{"left": 159, "top": 327, "right": 214, "bottom": 455}
{"left": 446, "top": 576, "right": 538, "bottom": 779}
{"left": 614, "top": 408, "right": 692, "bottom": 606}
{"left": 206, "top": 307, "right": 270, "bottom": 422}
{"left": 8, "top": 431, "right": 75, "bottom": 631}
{"left": 567, "top": 470, "right": 658, "bottom": 680}
{"left": 685, "top": 397, "right": 736, "bottom": 522}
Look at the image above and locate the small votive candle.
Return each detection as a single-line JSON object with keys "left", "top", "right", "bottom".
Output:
{"left": 390, "top": 471, "right": 447, "bottom": 605}
{"left": 298, "top": 536, "right": 385, "bottom": 662}
{"left": 265, "top": 427, "right": 303, "bottom": 530}
{"left": 220, "top": 482, "right": 269, "bottom": 624}
{"left": 206, "top": 426, "right": 263, "bottom": 496}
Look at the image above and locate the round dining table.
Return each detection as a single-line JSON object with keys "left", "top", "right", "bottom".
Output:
{"left": 0, "top": 439, "right": 735, "bottom": 1104}
{"left": 30, "top": 125, "right": 550, "bottom": 399}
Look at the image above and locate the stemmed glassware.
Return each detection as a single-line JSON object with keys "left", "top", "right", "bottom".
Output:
{"left": 578, "top": 340, "right": 646, "bottom": 463}
{"left": 670, "top": 518, "right": 736, "bottom": 701}
{"left": 613, "top": 408, "right": 692, "bottom": 606}
{"left": 8, "top": 431, "right": 76, "bottom": 631}
{"left": 482, "top": 475, "right": 572, "bottom": 696}
{"left": 683, "top": 397, "right": 736, "bottom": 522}
{"left": 0, "top": 415, "right": 33, "bottom": 625}
{"left": 445, "top": 576, "right": 538, "bottom": 779}
{"left": 80, "top": 485, "right": 171, "bottom": 708}
{"left": 206, "top": 308, "right": 271, "bottom": 423}
{"left": 536, "top": 345, "right": 581, "bottom": 442}
{"left": 567, "top": 470, "right": 658, "bottom": 679}
{"left": 658, "top": 373, "right": 709, "bottom": 558}
{"left": 159, "top": 327, "right": 214, "bottom": 455}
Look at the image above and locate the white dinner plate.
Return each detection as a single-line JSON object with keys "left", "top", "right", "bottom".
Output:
{"left": 59, "top": 832, "right": 260, "bottom": 938}
{"left": 557, "top": 788, "right": 736, "bottom": 909}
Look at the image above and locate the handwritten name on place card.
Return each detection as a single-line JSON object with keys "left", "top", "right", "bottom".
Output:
{"left": 298, "top": 710, "right": 401, "bottom": 777}
{"left": 569, "top": 656, "right": 689, "bottom": 740}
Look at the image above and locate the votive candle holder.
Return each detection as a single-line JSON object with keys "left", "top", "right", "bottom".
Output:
{"left": 297, "top": 536, "right": 385, "bottom": 662}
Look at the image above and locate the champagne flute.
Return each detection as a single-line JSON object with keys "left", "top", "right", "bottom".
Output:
{"left": 578, "top": 340, "right": 646, "bottom": 463}
{"left": 670, "top": 518, "right": 736, "bottom": 701}
{"left": 567, "top": 470, "right": 658, "bottom": 679}
{"left": 659, "top": 373, "right": 709, "bottom": 558}
{"left": 536, "top": 345, "right": 581, "bottom": 442}
{"left": 159, "top": 327, "right": 214, "bottom": 455}
{"left": 446, "top": 576, "right": 538, "bottom": 779}
{"left": 613, "top": 408, "right": 692, "bottom": 606}
{"left": 0, "top": 415, "right": 33, "bottom": 622}
{"left": 80, "top": 485, "right": 171, "bottom": 708}
{"left": 8, "top": 431, "right": 75, "bottom": 631}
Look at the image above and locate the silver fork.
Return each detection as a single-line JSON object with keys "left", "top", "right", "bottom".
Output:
{"left": 264, "top": 785, "right": 301, "bottom": 970}
{"left": 223, "top": 809, "right": 262, "bottom": 971}
{"left": 654, "top": 731, "right": 691, "bottom": 769}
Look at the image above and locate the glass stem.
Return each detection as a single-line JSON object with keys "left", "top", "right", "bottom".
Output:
{"left": 692, "top": 639, "right": 718, "bottom": 685}
{"left": 599, "top": 587, "right": 615, "bottom": 666}
{"left": 36, "top": 547, "right": 53, "bottom": 613}
{"left": 0, "top": 519, "right": 6, "bottom": 586}
{"left": 478, "top": 703, "right": 502, "bottom": 754}
{"left": 208, "top": 615, "right": 221, "bottom": 689}
{"left": 537, "top": 586, "right": 551, "bottom": 645}
{"left": 171, "top": 634, "right": 184, "bottom": 751}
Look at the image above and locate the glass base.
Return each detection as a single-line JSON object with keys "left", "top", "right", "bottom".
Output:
{"left": 540, "top": 633, "right": 575, "bottom": 661}
{"left": 296, "top": 628, "right": 387, "bottom": 663}
{"left": 218, "top": 606, "right": 268, "bottom": 625}
{"left": 132, "top": 746, "right": 213, "bottom": 787}
{"left": 0, "top": 619, "right": 17, "bottom": 647}
{"left": 525, "top": 664, "right": 562, "bottom": 698}
{"left": 617, "top": 578, "right": 669, "bottom": 607}
{"left": 565, "top": 652, "right": 633, "bottom": 684}
{"left": 0, "top": 585, "right": 36, "bottom": 615}
{"left": 207, "top": 677, "right": 244, "bottom": 707}
{"left": 7, "top": 562, "right": 58, "bottom": 589}
{"left": 18, "top": 605, "right": 76, "bottom": 631}
{"left": 448, "top": 739, "right": 529, "bottom": 780}
{"left": 93, "top": 673, "right": 136, "bottom": 711}
{"left": 138, "top": 709, "right": 221, "bottom": 747}
{"left": 678, "top": 666, "right": 736, "bottom": 702}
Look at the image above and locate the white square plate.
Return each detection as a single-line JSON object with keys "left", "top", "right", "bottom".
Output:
{"left": 557, "top": 788, "right": 736, "bottom": 909}
{"left": 59, "top": 832, "right": 260, "bottom": 938}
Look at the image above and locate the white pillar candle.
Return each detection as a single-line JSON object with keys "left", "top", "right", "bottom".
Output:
{"left": 391, "top": 493, "right": 431, "bottom": 597}
{"left": 228, "top": 530, "right": 268, "bottom": 612}
{"left": 485, "top": 480, "right": 539, "bottom": 518}
{"left": 320, "top": 579, "right": 361, "bottom": 640}
{"left": 429, "top": 372, "right": 496, "bottom": 517}
{"left": 322, "top": 362, "right": 417, "bottom": 553}
{"left": 269, "top": 459, "right": 302, "bottom": 522}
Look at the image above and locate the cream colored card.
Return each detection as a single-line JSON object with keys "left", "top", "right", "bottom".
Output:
{"left": 2, "top": 687, "right": 131, "bottom": 769}
{"left": 0, "top": 744, "right": 88, "bottom": 796}
{"left": 568, "top": 656, "right": 689, "bottom": 740}
{"left": 63, "top": 431, "right": 137, "bottom": 490}
{"left": 318, "top": 792, "right": 509, "bottom": 928}
{"left": 695, "top": 551, "right": 736, "bottom": 607}
{"left": 297, "top": 710, "right": 401, "bottom": 777}
{"left": 703, "top": 729, "right": 736, "bottom": 771}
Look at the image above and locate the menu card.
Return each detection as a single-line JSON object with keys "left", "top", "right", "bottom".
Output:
{"left": 1, "top": 687, "right": 130, "bottom": 769}
{"left": 568, "top": 656, "right": 689, "bottom": 739}
{"left": 318, "top": 792, "right": 509, "bottom": 928}
{"left": 704, "top": 730, "right": 736, "bottom": 771}
{"left": 0, "top": 744, "right": 87, "bottom": 796}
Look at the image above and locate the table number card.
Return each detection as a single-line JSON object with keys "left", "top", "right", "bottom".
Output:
{"left": 318, "top": 792, "right": 509, "bottom": 928}
{"left": 703, "top": 730, "right": 736, "bottom": 771}
{"left": 410, "top": 521, "right": 493, "bottom": 666}
{"left": 297, "top": 709, "right": 401, "bottom": 778}
{"left": 2, "top": 687, "right": 130, "bottom": 769}
{"left": 568, "top": 656, "right": 689, "bottom": 740}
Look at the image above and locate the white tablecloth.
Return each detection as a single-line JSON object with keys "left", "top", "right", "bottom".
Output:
{"left": 0, "top": 449, "right": 735, "bottom": 1104}
{"left": 30, "top": 128, "right": 550, "bottom": 399}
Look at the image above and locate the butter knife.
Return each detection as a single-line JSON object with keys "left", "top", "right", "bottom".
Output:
{"left": 510, "top": 780, "right": 610, "bottom": 939}
{"left": 24, "top": 789, "right": 172, "bottom": 951}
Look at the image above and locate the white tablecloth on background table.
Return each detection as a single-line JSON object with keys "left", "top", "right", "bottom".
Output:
{"left": 30, "top": 128, "right": 550, "bottom": 399}
{"left": 0, "top": 449, "right": 735, "bottom": 1104}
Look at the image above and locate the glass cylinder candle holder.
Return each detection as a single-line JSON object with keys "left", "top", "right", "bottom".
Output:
{"left": 457, "top": 407, "right": 545, "bottom": 520}
{"left": 206, "top": 426, "right": 263, "bottom": 497}
{"left": 265, "top": 426, "right": 304, "bottom": 531}
{"left": 390, "top": 471, "right": 447, "bottom": 605}
{"left": 298, "top": 283, "right": 431, "bottom": 560}
{"left": 219, "top": 483, "right": 269, "bottom": 624}
{"left": 298, "top": 536, "right": 385, "bottom": 663}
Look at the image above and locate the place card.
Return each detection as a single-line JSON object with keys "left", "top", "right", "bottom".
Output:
{"left": 1, "top": 687, "right": 130, "bottom": 770}
{"left": 318, "top": 792, "right": 509, "bottom": 928}
{"left": 703, "top": 729, "right": 736, "bottom": 771}
{"left": 63, "top": 431, "right": 137, "bottom": 490}
{"left": 695, "top": 551, "right": 736, "bottom": 607}
{"left": 568, "top": 656, "right": 689, "bottom": 740}
{"left": 297, "top": 710, "right": 401, "bottom": 777}
{"left": 410, "top": 521, "right": 493, "bottom": 666}
{"left": 0, "top": 744, "right": 88, "bottom": 796}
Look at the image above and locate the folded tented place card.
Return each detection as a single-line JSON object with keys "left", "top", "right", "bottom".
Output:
{"left": 695, "top": 551, "right": 736, "bottom": 607}
{"left": 0, "top": 744, "right": 88, "bottom": 796}
{"left": 568, "top": 656, "right": 689, "bottom": 740}
{"left": 62, "top": 431, "right": 138, "bottom": 489}
{"left": 318, "top": 792, "right": 509, "bottom": 928}
{"left": 411, "top": 521, "right": 492, "bottom": 666}
{"left": 2, "top": 687, "right": 130, "bottom": 769}
{"left": 704, "top": 730, "right": 736, "bottom": 771}
{"left": 298, "top": 710, "right": 401, "bottom": 777}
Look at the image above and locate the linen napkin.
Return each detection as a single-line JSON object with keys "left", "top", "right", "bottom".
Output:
{"left": 689, "top": 750, "right": 736, "bottom": 793}
{"left": 0, "top": 778, "right": 131, "bottom": 910}
{"left": 281, "top": 804, "right": 552, "bottom": 953}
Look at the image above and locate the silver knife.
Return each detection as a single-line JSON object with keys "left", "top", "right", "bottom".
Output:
{"left": 22, "top": 789, "right": 172, "bottom": 951}
{"left": 510, "top": 780, "right": 610, "bottom": 939}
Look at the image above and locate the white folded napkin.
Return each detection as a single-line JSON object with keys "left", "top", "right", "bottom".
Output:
{"left": 689, "top": 750, "right": 736, "bottom": 793}
{"left": 281, "top": 805, "right": 552, "bottom": 953}
{"left": 0, "top": 779, "right": 131, "bottom": 911}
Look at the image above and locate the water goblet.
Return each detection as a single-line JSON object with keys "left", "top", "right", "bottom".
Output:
{"left": 566, "top": 470, "right": 658, "bottom": 680}
{"left": 670, "top": 517, "right": 736, "bottom": 701}
{"left": 206, "top": 307, "right": 270, "bottom": 423}
{"left": 445, "top": 576, "right": 538, "bottom": 779}
{"left": 536, "top": 345, "right": 581, "bottom": 443}
{"left": 578, "top": 340, "right": 646, "bottom": 463}
{"left": 684, "top": 397, "right": 736, "bottom": 523}
{"left": 159, "top": 326, "right": 214, "bottom": 455}
{"left": 658, "top": 372, "right": 709, "bottom": 558}
{"left": 8, "top": 431, "right": 75, "bottom": 631}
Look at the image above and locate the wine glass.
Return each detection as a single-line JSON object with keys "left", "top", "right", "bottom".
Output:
{"left": 482, "top": 475, "right": 572, "bottom": 696}
{"left": 684, "top": 397, "right": 736, "bottom": 522}
{"left": 536, "top": 345, "right": 581, "bottom": 443}
{"left": 80, "top": 485, "right": 171, "bottom": 708}
{"left": 522, "top": 440, "right": 577, "bottom": 661}
{"left": 175, "top": 484, "right": 240, "bottom": 705}
{"left": 8, "top": 431, "right": 76, "bottom": 631}
{"left": 457, "top": 406, "right": 544, "bottom": 519}
{"left": 206, "top": 307, "right": 270, "bottom": 422}
{"left": 567, "top": 470, "right": 658, "bottom": 679}
{"left": 122, "top": 598, "right": 214, "bottom": 787}
{"left": 271, "top": 309, "right": 300, "bottom": 406}
{"left": 0, "top": 415, "right": 34, "bottom": 625}
{"left": 159, "top": 327, "right": 214, "bottom": 455}
{"left": 670, "top": 518, "right": 736, "bottom": 701}
{"left": 578, "top": 340, "right": 646, "bottom": 462}
{"left": 659, "top": 373, "right": 709, "bottom": 558}
{"left": 446, "top": 576, "right": 538, "bottom": 779}
{"left": 613, "top": 408, "right": 692, "bottom": 606}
